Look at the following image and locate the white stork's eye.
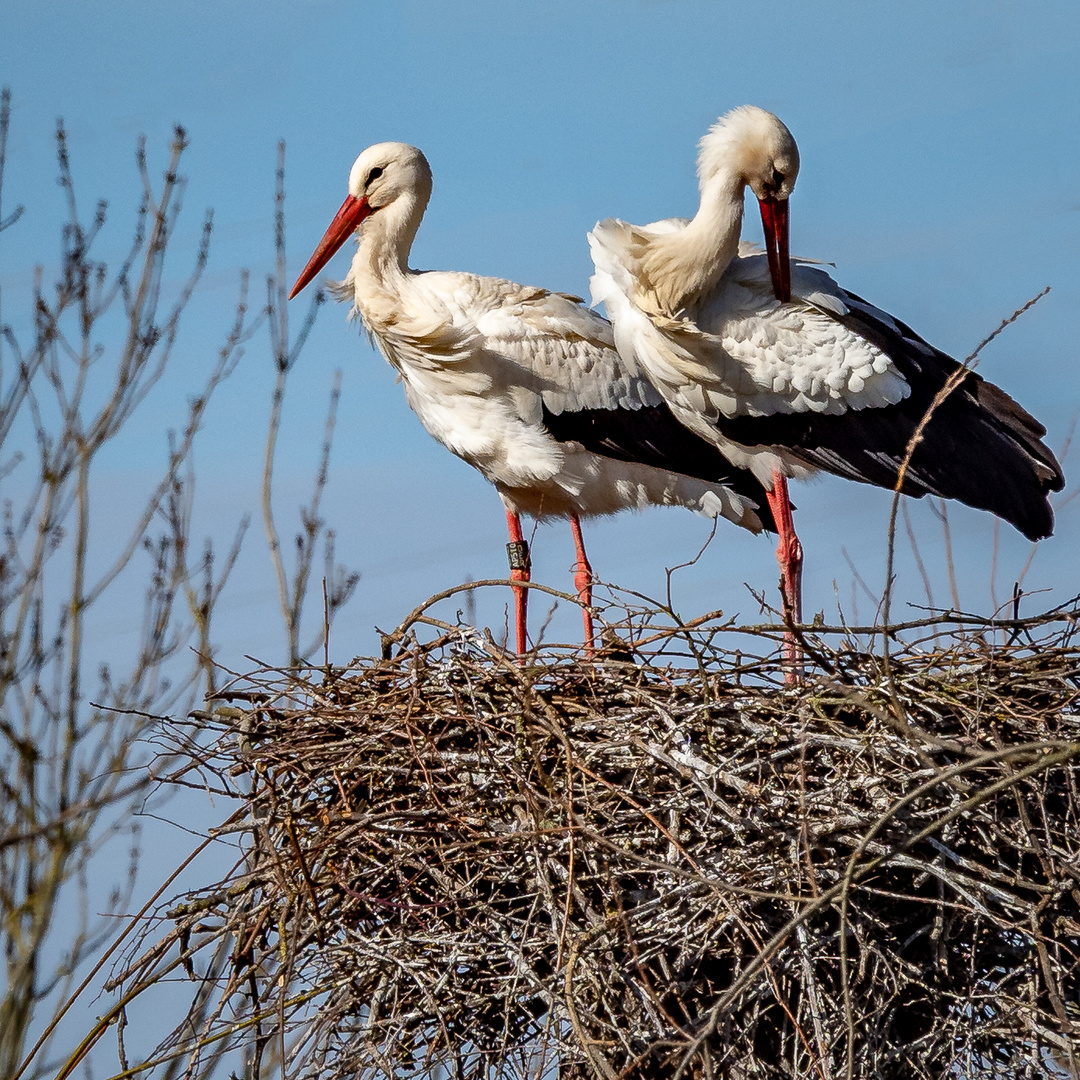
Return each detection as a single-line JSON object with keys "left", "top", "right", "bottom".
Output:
{"left": 365, "top": 166, "right": 384, "bottom": 187}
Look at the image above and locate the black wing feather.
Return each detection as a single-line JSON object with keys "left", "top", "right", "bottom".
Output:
{"left": 713, "top": 294, "right": 1064, "bottom": 541}
{"left": 542, "top": 401, "right": 778, "bottom": 534}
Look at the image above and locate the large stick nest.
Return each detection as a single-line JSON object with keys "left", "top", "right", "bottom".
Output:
{"left": 119, "top": 602, "right": 1080, "bottom": 1079}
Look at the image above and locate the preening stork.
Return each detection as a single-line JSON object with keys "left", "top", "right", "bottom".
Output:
{"left": 590, "top": 105, "right": 1064, "bottom": 641}
{"left": 289, "top": 142, "right": 778, "bottom": 654}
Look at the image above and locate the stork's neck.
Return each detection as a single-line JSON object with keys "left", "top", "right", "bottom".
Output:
{"left": 348, "top": 191, "right": 425, "bottom": 311}
{"left": 638, "top": 166, "right": 745, "bottom": 317}
{"left": 688, "top": 165, "right": 745, "bottom": 278}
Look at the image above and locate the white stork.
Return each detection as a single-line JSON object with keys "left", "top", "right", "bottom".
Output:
{"left": 589, "top": 105, "right": 1064, "bottom": 640}
{"left": 289, "top": 142, "right": 778, "bottom": 654}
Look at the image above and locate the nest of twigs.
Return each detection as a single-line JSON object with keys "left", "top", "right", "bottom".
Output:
{"left": 117, "top": 600, "right": 1080, "bottom": 1080}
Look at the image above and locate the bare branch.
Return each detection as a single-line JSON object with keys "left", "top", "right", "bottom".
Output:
{"left": 260, "top": 140, "right": 354, "bottom": 667}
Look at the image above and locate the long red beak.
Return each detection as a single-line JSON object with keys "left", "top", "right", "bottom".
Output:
{"left": 758, "top": 196, "right": 791, "bottom": 303}
{"left": 289, "top": 194, "right": 373, "bottom": 299}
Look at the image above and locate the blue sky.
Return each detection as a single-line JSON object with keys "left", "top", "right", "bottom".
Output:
{"left": 2, "top": 0, "right": 1079, "bottom": 666}
{"left": 5, "top": 6, "right": 1079, "bottom": 1064}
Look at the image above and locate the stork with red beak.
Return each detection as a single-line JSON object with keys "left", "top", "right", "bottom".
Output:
{"left": 590, "top": 105, "right": 1063, "bottom": 656}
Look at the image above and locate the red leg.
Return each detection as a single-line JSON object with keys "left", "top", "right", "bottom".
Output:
{"left": 568, "top": 513, "right": 595, "bottom": 654}
{"left": 764, "top": 470, "right": 804, "bottom": 682}
{"left": 505, "top": 511, "right": 530, "bottom": 654}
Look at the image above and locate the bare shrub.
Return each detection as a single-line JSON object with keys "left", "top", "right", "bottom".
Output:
{"left": 0, "top": 90, "right": 355, "bottom": 1077}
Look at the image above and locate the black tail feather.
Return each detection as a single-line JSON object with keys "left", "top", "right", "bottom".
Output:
{"left": 542, "top": 402, "right": 779, "bottom": 533}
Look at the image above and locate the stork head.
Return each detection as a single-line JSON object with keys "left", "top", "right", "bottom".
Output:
{"left": 290, "top": 142, "right": 433, "bottom": 299}
{"left": 698, "top": 106, "right": 799, "bottom": 303}
{"left": 346, "top": 142, "right": 433, "bottom": 213}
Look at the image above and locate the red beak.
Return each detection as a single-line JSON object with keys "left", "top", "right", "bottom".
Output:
{"left": 758, "top": 196, "right": 791, "bottom": 303}
{"left": 289, "top": 193, "right": 373, "bottom": 299}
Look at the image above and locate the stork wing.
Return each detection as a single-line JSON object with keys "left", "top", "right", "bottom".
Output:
{"left": 471, "top": 280, "right": 665, "bottom": 416}
{"left": 711, "top": 280, "right": 1064, "bottom": 539}
{"left": 591, "top": 218, "right": 911, "bottom": 417}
